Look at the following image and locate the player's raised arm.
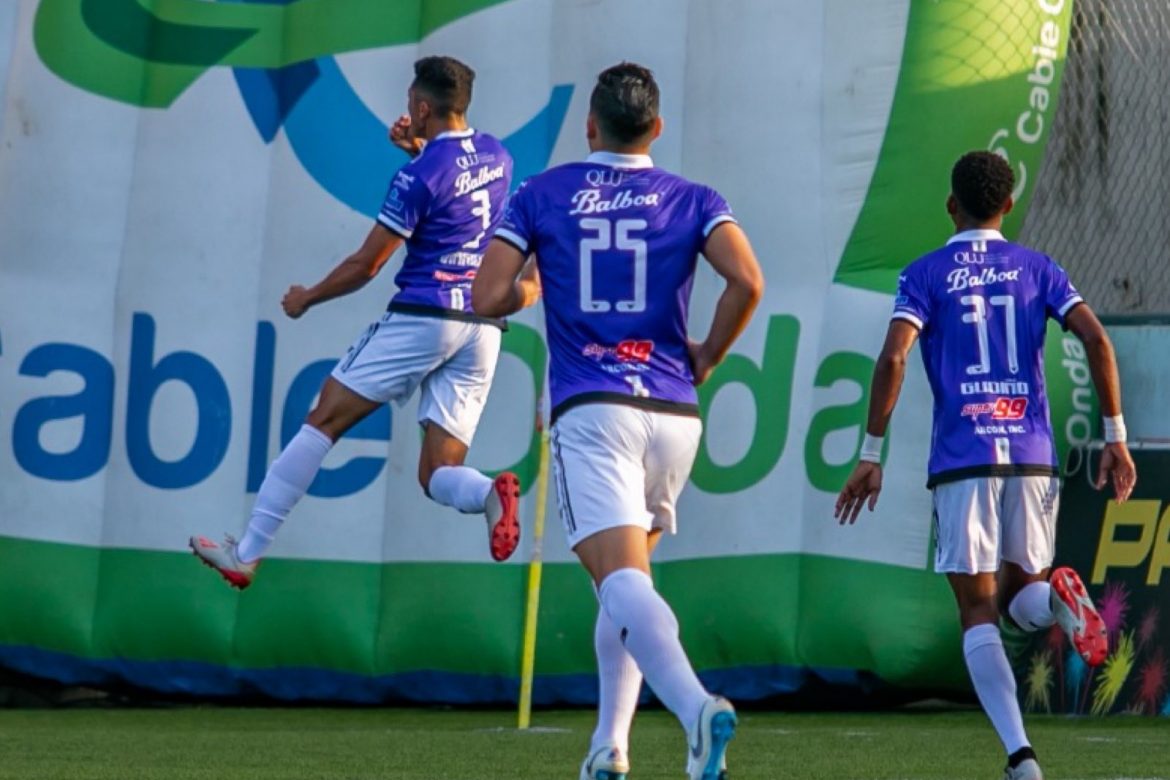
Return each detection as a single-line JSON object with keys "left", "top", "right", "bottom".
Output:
{"left": 281, "top": 223, "right": 403, "bottom": 319}
{"left": 835, "top": 319, "right": 919, "bottom": 524}
{"left": 691, "top": 222, "right": 764, "bottom": 385}
{"left": 1065, "top": 303, "right": 1137, "bottom": 502}
{"left": 472, "top": 239, "right": 541, "bottom": 317}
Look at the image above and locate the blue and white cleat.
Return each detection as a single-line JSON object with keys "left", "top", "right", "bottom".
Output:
{"left": 686, "top": 696, "right": 737, "bottom": 780}
{"left": 579, "top": 745, "right": 628, "bottom": 780}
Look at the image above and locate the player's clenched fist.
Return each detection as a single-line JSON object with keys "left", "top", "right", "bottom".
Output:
{"left": 389, "top": 114, "right": 425, "bottom": 157}
{"left": 282, "top": 285, "right": 312, "bottom": 318}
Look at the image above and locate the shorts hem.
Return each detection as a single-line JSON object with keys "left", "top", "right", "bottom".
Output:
{"left": 418, "top": 416, "right": 474, "bottom": 449}
{"left": 568, "top": 518, "right": 655, "bottom": 551}
{"left": 933, "top": 563, "right": 1002, "bottom": 575}
{"left": 329, "top": 369, "right": 384, "bottom": 404}
{"left": 998, "top": 555, "right": 1053, "bottom": 576}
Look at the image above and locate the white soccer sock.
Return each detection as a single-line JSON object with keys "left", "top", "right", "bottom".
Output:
{"left": 238, "top": 424, "right": 333, "bottom": 563}
{"left": 591, "top": 607, "right": 643, "bottom": 755}
{"left": 598, "top": 568, "right": 708, "bottom": 735}
{"left": 427, "top": 466, "right": 493, "bottom": 513}
{"left": 1008, "top": 582, "right": 1056, "bottom": 632}
{"left": 963, "top": 623, "right": 1030, "bottom": 755}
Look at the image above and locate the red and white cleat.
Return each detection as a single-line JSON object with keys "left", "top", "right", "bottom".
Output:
{"left": 188, "top": 534, "right": 257, "bottom": 590}
{"left": 484, "top": 472, "right": 521, "bottom": 562}
{"left": 1050, "top": 566, "right": 1108, "bottom": 666}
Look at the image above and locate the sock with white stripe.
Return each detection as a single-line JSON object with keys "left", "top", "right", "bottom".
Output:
{"left": 591, "top": 606, "right": 643, "bottom": 755}
{"left": 427, "top": 466, "right": 493, "bottom": 514}
{"left": 1008, "top": 582, "right": 1056, "bottom": 632}
{"left": 238, "top": 424, "right": 333, "bottom": 563}
{"left": 963, "top": 623, "right": 1030, "bottom": 756}
{"left": 598, "top": 568, "right": 708, "bottom": 735}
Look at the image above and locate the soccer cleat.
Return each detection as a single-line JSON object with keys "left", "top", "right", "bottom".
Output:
{"left": 1003, "top": 758, "right": 1043, "bottom": 780}
{"left": 484, "top": 471, "right": 521, "bottom": 562}
{"left": 579, "top": 745, "right": 628, "bottom": 780}
{"left": 189, "top": 534, "right": 257, "bottom": 590}
{"left": 686, "top": 696, "right": 737, "bottom": 780}
{"left": 1049, "top": 566, "right": 1108, "bottom": 666}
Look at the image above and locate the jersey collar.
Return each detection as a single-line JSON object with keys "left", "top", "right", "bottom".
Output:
{"left": 432, "top": 128, "right": 476, "bottom": 142}
{"left": 586, "top": 151, "right": 654, "bottom": 169}
{"left": 946, "top": 228, "right": 1005, "bottom": 245}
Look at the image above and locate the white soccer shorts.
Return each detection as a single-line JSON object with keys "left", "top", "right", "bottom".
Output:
{"left": 931, "top": 475, "right": 1062, "bottom": 575}
{"left": 550, "top": 403, "right": 702, "bottom": 549}
{"left": 330, "top": 312, "right": 500, "bottom": 446}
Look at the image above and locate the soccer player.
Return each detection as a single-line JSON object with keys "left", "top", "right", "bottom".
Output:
{"left": 189, "top": 56, "right": 521, "bottom": 589}
{"left": 473, "top": 63, "right": 763, "bottom": 780}
{"left": 836, "top": 151, "right": 1137, "bottom": 780}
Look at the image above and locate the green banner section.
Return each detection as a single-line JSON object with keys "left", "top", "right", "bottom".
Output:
{"left": 834, "top": 0, "right": 1073, "bottom": 294}
{"left": 0, "top": 535, "right": 967, "bottom": 691}
{"left": 2, "top": 0, "right": 1083, "bottom": 704}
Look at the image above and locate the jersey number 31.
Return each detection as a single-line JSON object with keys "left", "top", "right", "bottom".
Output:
{"left": 961, "top": 293, "right": 1019, "bottom": 375}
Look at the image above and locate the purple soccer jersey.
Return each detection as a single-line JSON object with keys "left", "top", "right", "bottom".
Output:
{"left": 377, "top": 129, "right": 512, "bottom": 323}
{"left": 892, "top": 229, "right": 1084, "bottom": 486}
{"left": 497, "top": 151, "right": 737, "bottom": 421}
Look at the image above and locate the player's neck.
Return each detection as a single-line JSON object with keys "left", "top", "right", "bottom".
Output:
{"left": 424, "top": 116, "right": 469, "bottom": 140}
{"left": 589, "top": 140, "right": 652, "bottom": 157}
{"left": 953, "top": 219, "right": 1003, "bottom": 234}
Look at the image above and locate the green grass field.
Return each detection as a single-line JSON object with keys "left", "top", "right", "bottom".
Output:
{"left": 0, "top": 707, "right": 1165, "bottom": 779}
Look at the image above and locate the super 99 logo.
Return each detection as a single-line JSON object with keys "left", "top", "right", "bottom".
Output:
{"left": 961, "top": 396, "right": 1028, "bottom": 419}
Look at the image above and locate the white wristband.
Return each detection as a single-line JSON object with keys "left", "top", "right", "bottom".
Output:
{"left": 859, "top": 433, "right": 884, "bottom": 464}
{"left": 1103, "top": 414, "right": 1127, "bottom": 444}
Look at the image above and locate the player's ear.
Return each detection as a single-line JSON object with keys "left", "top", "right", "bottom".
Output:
{"left": 1001, "top": 196, "right": 1014, "bottom": 217}
{"left": 586, "top": 113, "right": 599, "bottom": 143}
{"left": 946, "top": 193, "right": 959, "bottom": 217}
{"left": 650, "top": 115, "right": 664, "bottom": 141}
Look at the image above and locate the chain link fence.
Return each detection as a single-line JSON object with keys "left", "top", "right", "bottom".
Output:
{"left": 1020, "top": 0, "right": 1170, "bottom": 315}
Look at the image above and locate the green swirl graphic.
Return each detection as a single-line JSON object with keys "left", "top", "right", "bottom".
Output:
{"left": 33, "top": 0, "right": 509, "bottom": 107}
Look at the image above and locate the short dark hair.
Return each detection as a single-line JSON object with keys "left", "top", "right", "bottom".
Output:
{"left": 951, "top": 151, "right": 1015, "bottom": 221}
{"left": 590, "top": 62, "right": 660, "bottom": 145}
{"left": 412, "top": 56, "right": 474, "bottom": 116}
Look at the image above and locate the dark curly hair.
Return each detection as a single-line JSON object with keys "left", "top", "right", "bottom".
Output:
{"left": 951, "top": 151, "right": 1015, "bottom": 221}
{"left": 412, "top": 56, "right": 474, "bottom": 117}
{"left": 590, "top": 62, "right": 660, "bottom": 145}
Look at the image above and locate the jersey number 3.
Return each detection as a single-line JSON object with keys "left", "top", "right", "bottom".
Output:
{"left": 578, "top": 218, "right": 647, "bottom": 313}
{"left": 463, "top": 190, "right": 492, "bottom": 249}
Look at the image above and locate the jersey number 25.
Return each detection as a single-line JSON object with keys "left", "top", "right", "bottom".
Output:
{"left": 578, "top": 218, "right": 647, "bottom": 313}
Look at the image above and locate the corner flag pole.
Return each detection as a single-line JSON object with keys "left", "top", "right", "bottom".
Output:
{"left": 517, "top": 409, "right": 550, "bottom": 730}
